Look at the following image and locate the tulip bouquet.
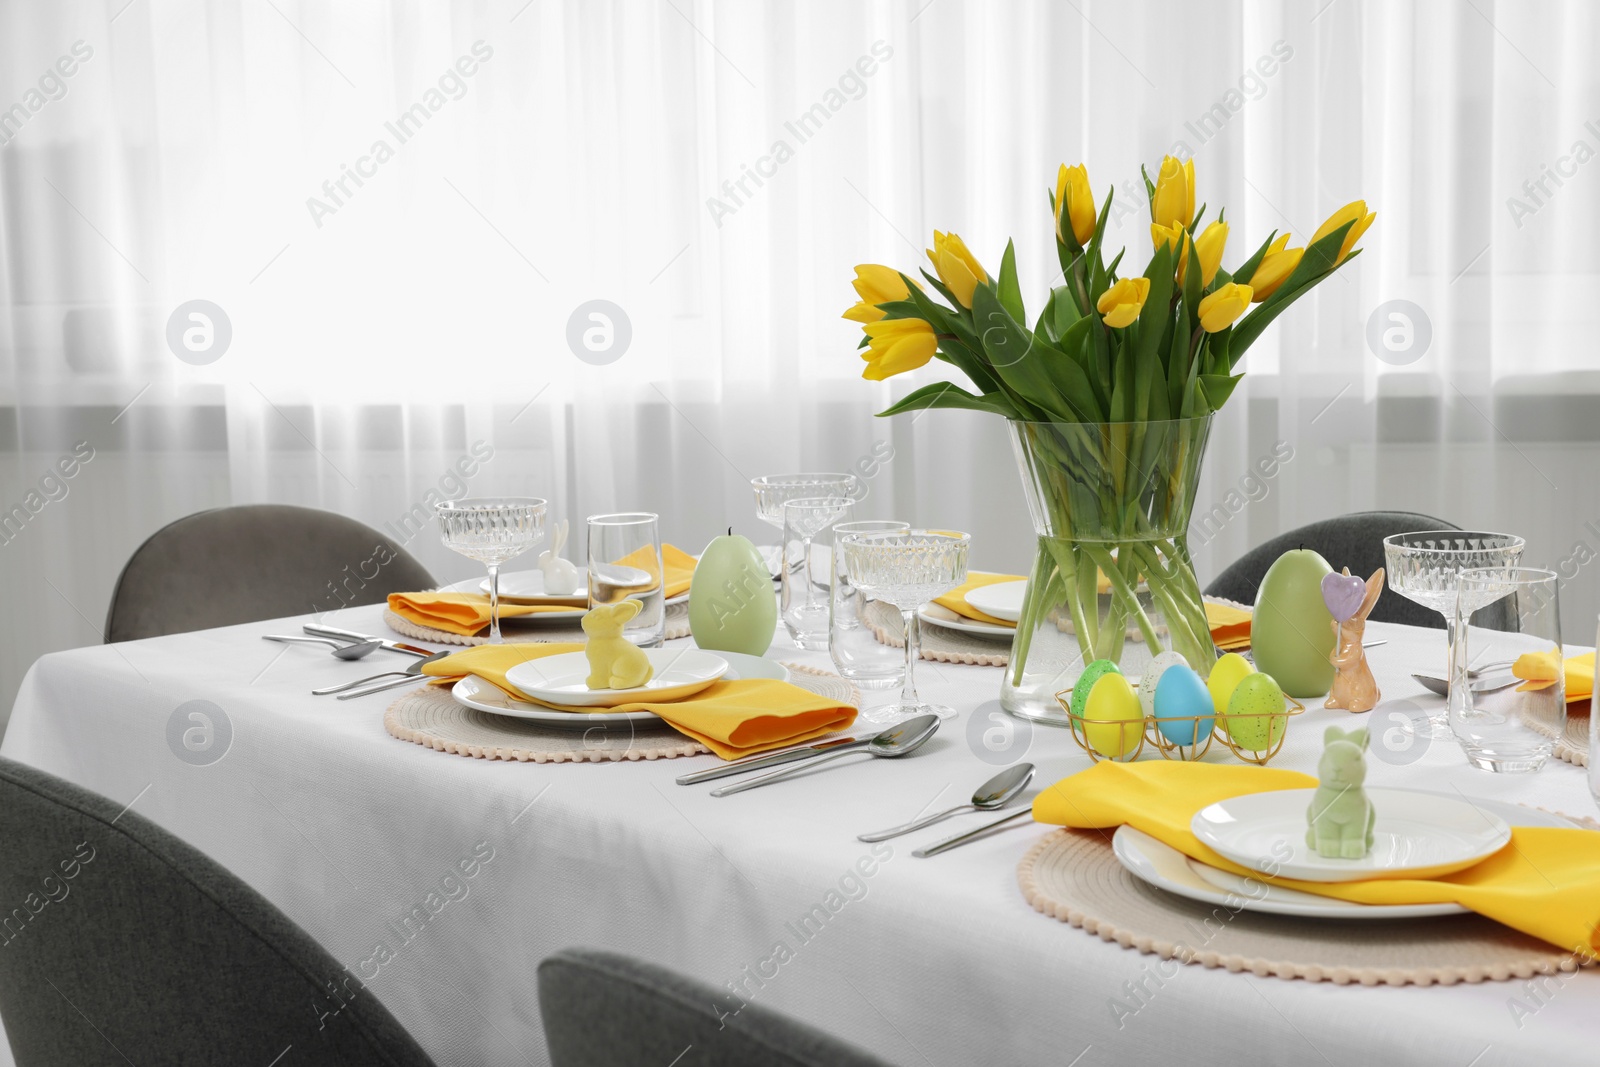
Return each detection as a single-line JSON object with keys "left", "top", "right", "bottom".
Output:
{"left": 843, "top": 157, "right": 1373, "bottom": 708}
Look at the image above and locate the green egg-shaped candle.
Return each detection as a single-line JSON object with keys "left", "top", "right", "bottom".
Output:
{"left": 688, "top": 532, "right": 775, "bottom": 656}
{"left": 1226, "top": 671, "right": 1288, "bottom": 751}
{"left": 1252, "top": 549, "right": 1337, "bottom": 698}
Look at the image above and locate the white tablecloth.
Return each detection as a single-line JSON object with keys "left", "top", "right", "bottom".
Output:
{"left": 3, "top": 606, "right": 1596, "bottom": 1066}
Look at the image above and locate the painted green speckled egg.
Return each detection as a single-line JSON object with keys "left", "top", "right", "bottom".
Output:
{"left": 1225, "top": 671, "right": 1288, "bottom": 752}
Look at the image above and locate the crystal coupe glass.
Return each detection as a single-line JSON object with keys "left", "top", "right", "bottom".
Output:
{"left": 751, "top": 473, "right": 860, "bottom": 531}
{"left": 436, "top": 498, "right": 547, "bottom": 644}
{"left": 1383, "top": 531, "right": 1525, "bottom": 738}
{"left": 838, "top": 530, "right": 970, "bottom": 725}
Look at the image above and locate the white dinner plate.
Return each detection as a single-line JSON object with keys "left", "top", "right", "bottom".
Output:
{"left": 916, "top": 603, "right": 1015, "bottom": 639}
{"left": 1191, "top": 787, "right": 1513, "bottom": 883}
{"left": 442, "top": 570, "right": 689, "bottom": 616}
{"left": 474, "top": 569, "right": 588, "bottom": 605}
{"left": 450, "top": 654, "right": 787, "bottom": 728}
{"left": 963, "top": 579, "right": 1027, "bottom": 623}
{"left": 1116, "top": 797, "right": 1573, "bottom": 920}
{"left": 438, "top": 574, "right": 586, "bottom": 619}
{"left": 451, "top": 674, "right": 664, "bottom": 726}
{"left": 504, "top": 649, "right": 729, "bottom": 708}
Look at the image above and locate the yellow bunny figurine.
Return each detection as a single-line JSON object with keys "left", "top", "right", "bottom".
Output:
{"left": 582, "top": 601, "right": 654, "bottom": 690}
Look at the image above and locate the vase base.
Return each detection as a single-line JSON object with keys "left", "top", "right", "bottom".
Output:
{"left": 999, "top": 688, "right": 1074, "bottom": 728}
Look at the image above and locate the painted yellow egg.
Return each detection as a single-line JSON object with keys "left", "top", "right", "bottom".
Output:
{"left": 1207, "top": 652, "right": 1255, "bottom": 733}
{"left": 1225, "top": 671, "right": 1288, "bottom": 752}
{"left": 1083, "top": 672, "right": 1144, "bottom": 759}
{"left": 1070, "top": 659, "right": 1122, "bottom": 723}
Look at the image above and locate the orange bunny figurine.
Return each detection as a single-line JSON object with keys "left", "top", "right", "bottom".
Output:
{"left": 1324, "top": 567, "right": 1383, "bottom": 713}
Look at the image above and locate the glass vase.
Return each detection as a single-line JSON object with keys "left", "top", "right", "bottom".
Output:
{"left": 1001, "top": 417, "right": 1217, "bottom": 724}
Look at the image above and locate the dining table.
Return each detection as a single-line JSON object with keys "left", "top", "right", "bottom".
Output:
{"left": 1, "top": 600, "right": 1595, "bottom": 1066}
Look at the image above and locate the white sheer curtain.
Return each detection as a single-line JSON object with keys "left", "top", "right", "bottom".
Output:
{"left": 2, "top": 0, "right": 1596, "bottom": 724}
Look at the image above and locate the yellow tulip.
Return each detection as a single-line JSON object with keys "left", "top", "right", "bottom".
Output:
{"left": 1310, "top": 200, "right": 1375, "bottom": 265}
{"left": 861, "top": 317, "right": 938, "bottom": 380}
{"left": 1151, "top": 221, "right": 1188, "bottom": 280}
{"left": 1197, "top": 283, "right": 1253, "bottom": 332}
{"left": 926, "top": 230, "right": 987, "bottom": 308}
{"left": 1151, "top": 155, "right": 1195, "bottom": 229}
{"left": 1246, "top": 234, "right": 1304, "bottom": 302}
{"left": 843, "top": 264, "right": 917, "bottom": 323}
{"left": 1192, "top": 220, "right": 1228, "bottom": 287}
{"left": 1095, "top": 277, "right": 1151, "bottom": 329}
{"left": 1055, "top": 163, "right": 1096, "bottom": 246}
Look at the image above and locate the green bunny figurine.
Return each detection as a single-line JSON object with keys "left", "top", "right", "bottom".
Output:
{"left": 1305, "top": 726, "right": 1376, "bottom": 859}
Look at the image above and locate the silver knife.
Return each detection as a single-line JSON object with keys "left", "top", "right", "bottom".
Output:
{"left": 303, "top": 624, "right": 434, "bottom": 657}
{"left": 674, "top": 736, "right": 860, "bottom": 786}
{"left": 913, "top": 809, "right": 1034, "bottom": 858}
{"left": 335, "top": 674, "right": 432, "bottom": 700}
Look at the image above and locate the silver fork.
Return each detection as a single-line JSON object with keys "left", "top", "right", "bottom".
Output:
{"left": 311, "top": 651, "right": 450, "bottom": 696}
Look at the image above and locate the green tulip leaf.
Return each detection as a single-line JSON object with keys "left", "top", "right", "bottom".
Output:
{"left": 877, "top": 381, "right": 1018, "bottom": 418}
{"left": 997, "top": 239, "right": 1026, "bottom": 324}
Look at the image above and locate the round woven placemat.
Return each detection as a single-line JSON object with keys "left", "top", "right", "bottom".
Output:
{"left": 1017, "top": 828, "right": 1593, "bottom": 986}
{"left": 384, "top": 601, "right": 690, "bottom": 646}
{"left": 1525, "top": 701, "right": 1589, "bottom": 767}
{"left": 384, "top": 663, "right": 859, "bottom": 763}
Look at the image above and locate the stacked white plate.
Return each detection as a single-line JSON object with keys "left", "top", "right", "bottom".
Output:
{"left": 450, "top": 651, "right": 788, "bottom": 728}
{"left": 437, "top": 569, "right": 690, "bottom": 621}
{"left": 1114, "top": 789, "right": 1549, "bottom": 920}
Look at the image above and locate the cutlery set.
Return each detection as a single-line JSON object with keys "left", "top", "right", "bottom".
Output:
{"left": 674, "top": 713, "right": 1036, "bottom": 855}
{"left": 272, "top": 629, "right": 1034, "bottom": 852}
{"left": 262, "top": 625, "right": 451, "bottom": 699}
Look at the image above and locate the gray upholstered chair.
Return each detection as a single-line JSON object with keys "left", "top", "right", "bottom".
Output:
{"left": 105, "top": 504, "right": 436, "bottom": 642}
{"left": 1204, "top": 510, "right": 1462, "bottom": 629}
{"left": 0, "top": 756, "right": 437, "bottom": 1065}
{"left": 538, "top": 949, "right": 897, "bottom": 1067}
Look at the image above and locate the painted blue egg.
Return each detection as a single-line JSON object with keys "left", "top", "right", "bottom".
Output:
{"left": 1153, "top": 665, "right": 1214, "bottom": 746}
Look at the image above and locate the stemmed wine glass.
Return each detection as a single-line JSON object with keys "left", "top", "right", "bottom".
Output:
{"left": 838, "top": 530, "right": 969, "bottom": 725}
{"left": 436, "top": 498, "right": 547, "bottom": 644}
{"left": 751, "top": 474, "right": 859, "bottom": 574}
{"left": 780, "top": 496, "right": 855, "bottom": 649}
{"left": 1383, "top": 530, "right": 1525, "bottom": 738}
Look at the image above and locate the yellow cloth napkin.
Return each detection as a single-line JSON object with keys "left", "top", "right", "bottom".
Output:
{"left": 389, "top": 544, "right": 699, "bottom": 637}
{"left": 421, "top": 644, "right": 855, "bottom": 761}
{"left": 1034, "top": 760, "right": 1600, "bottom": 957}
{"left": 1206, "top": 601, "right": 1252, "bottom": 650}
{"left": 387, "top": 593, "right": 579, "bottom": 637}
{"left": 933, "top": 571, "right": 1025, "bottom": 626}
{"left": 1511, "top": 649, "right": 1594, "bottom": 703}
{"left": 613, "top": 543, "right": 698, "bottom": 599}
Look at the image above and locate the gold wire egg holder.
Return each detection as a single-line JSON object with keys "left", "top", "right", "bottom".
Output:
{"left": 1054, "top": 684, "right": 1306, "bottom": 766}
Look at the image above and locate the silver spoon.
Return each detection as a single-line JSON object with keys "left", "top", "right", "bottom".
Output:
{"left": 264, "top": 635, "right": 382, "bottom": 660}
{"left": 312, "top": 651, "right": 451, "bottom": 696}
{"left": 913, "top": 808, "right": 1034, "bottom": 858}
{"left": 1410, "top": 672, "right": 1522, "bottom": 698}
{"left": 710, "top": 715, "right": 940, "bottom": 797}
{"left": 857, "top": 762, "right": 1035, "bottom": 842}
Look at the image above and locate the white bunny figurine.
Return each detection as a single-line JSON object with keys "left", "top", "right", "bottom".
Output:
{"left": 539, "top": 519, "right": 580, "bottom": 595}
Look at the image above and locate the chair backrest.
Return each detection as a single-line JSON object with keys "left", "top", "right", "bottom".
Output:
{"left": 0, "top": 756, "right": 436, "bottom": 1066}
{"left": 105, "top": 504, "right": 437, "bottom": 641}
{"left": 538, "top": 948, "right": 897, "bottom": 1067}
{"left": 1203, "top": 510, "right": 1462, "bottom": 629}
